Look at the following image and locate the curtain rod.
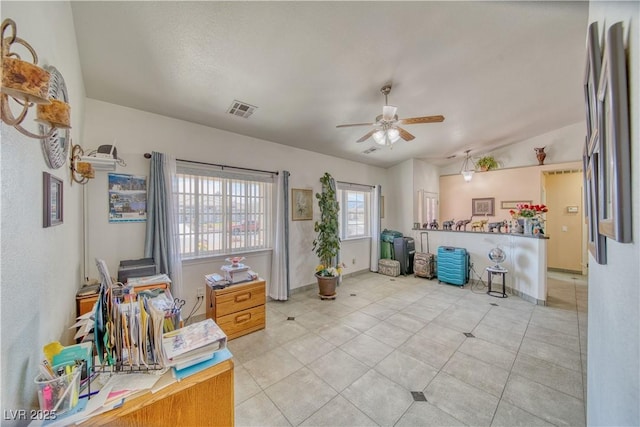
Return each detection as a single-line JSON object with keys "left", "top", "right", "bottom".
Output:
{"left": 336, "top": 180, "right": 375, "bottom": 188}
{"left": 143, "top": 153, "right": 278, "bottom": 175}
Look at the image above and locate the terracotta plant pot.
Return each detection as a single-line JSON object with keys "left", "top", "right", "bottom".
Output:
{"left": 315, "top": 274, "right": 338, "bottom": 298}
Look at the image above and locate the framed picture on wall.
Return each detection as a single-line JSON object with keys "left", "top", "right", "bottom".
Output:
{"left": 109, "top": 173, "right": 148, "bottom": 223}
{"left": 586, "top": 152, "right": 606, "bottom": 264}
{"left": 596, "top": 22, "right": 631, "bottom": 243}
{"left": 291, "top": 188, "right": 313, "bottom": 221}
{"left": 583, "top": 22, "right": 601, "bottom": 143}
{"left": 500, "top": 200, "right": 532, "bottom": 210}
{"left": 472, "top": 198, "right": 494, "bottom": 216}
{"left": 43, "top": 172, "right": 63, "bottom": 228}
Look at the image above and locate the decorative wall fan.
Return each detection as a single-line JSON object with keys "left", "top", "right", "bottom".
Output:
{"left": 337, "top": 84, "right": 444, "bottom": 147}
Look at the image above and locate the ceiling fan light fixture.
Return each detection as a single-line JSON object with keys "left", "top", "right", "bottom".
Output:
{"left": 372, "top": 127, "right": 401, "bottom": 146}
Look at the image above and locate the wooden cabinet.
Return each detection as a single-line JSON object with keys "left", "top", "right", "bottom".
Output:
{"left": 206, "top": 279, "right": 266, "bottom": 340}
{"left": 79, "top": 359, "right": 234, "bottom": 426}
{"left": 76, "top": 283, "right": 169, "bottom": 318}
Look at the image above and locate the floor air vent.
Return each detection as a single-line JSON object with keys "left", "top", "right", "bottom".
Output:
{"left": 411, "top": 391, "right": 427, "bottom": 402}
{"left": 227, "top": 100, "right": 257, "bottom": 118}
{"left": 362, "top": 147, "right": 379, "bottom": 154}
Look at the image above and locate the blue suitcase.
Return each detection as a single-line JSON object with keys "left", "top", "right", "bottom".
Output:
{"left": 437, "top": 246, "right": 469, "bottom": 286}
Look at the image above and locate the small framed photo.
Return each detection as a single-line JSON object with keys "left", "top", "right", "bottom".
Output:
{"left": 500, "top": 200, "right": 532, "bottom": 210}
{"left": 43, "top": 172, "right": 63, "bottom": 227}
{"left": 292, "top": 188, "right": 313, "bottom": 221}
{"left": 472, "top": 197, "right": 495, "bottom": 216}
{"left": 597, "top": 22, "right": 631, "bottom": 243}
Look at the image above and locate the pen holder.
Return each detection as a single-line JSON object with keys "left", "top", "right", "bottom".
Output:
{"left": 34, "top": 363, "right": 81, "bottom": 415}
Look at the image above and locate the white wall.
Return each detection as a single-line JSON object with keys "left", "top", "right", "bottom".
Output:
{"left": 386, "top": 159, "right": 414, "bottom": 236}
{"left": 587, "top": 3, "right": 639, "bottom": 425}
{"left": 439, "top": 122, "right": 585, "bottom": 175}
{"left": 82, "top": 99, "right": 388, "bottom": 313}
{"left": 0, "top": 1, "right": 86, "bottom": 419}
{"left": 385, "top": 158, "right": 440, "bottom": 238}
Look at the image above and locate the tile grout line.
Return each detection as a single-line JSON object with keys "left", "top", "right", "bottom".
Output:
{"left": 488, "top": 301, "right": 534, "bottom": 427}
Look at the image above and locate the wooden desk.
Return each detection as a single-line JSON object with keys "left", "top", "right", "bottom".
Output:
{"left": 79, "top": 359, "right": 234, "bottom": 426}
{"left": 76, "top": 283, "right": 169, "bottom": 318}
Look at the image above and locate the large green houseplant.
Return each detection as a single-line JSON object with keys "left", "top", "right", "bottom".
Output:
{"left": 312, "top": 172, "right": 341, "bottom": 298}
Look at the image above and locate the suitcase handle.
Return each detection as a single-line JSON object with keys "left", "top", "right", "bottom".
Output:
{"left": 420, "top": 231, "right": 430, "bottom": 253}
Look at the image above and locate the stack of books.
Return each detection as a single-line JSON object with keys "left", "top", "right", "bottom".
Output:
{"left": 161, "top": 319, "right": 228, "bottom": 379}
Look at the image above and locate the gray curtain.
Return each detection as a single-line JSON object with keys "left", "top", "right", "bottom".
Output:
{"left": 269, "top": 171, "right": 290, "bottom": 300}
{"left": 370, "top": 184, "right": 382, "bottom": 272}
{"left": 329, "top": 176, "right": 342, "bottom": 285}
{"left": 144, "top": 152, "right": 184, "bottom": 298}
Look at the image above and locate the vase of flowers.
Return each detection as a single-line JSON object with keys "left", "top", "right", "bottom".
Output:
{"left": 312, "top": 172, "right": 341, "bottom": 298}
{"left": 509, "top": 203, "right": 548, "bottom": 235}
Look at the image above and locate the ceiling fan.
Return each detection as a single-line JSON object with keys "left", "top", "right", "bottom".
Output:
{"left": 337, "top": 84, "right": 444, "bottom": 147}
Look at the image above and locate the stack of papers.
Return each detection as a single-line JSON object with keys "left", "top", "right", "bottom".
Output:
{"left": 172, "top": 348, "right": 233, "bottom": 381}
{"left": 162, "top": 319, "right": 227, "bottom": 371}
{"left": 205, "top": 273, "right": 229, "bottom": 289}
{"left": 127, "top": 274, "right": 171, "bottom": 287}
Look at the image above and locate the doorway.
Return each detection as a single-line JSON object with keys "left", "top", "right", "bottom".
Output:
{"left": 543, "top": 169, "right": 586, "bottom": 275}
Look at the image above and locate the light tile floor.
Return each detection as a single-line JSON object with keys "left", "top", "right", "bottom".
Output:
{"left": 230, "top": 271, "right": 588, "bottom": 426}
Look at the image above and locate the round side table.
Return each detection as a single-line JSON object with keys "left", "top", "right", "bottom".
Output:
{"left": 486, "top": 266, "right": 508, "bottom": 298}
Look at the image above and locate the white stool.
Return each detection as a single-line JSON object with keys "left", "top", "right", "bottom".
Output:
{"left": 486, "top": 267, "right": 508, "bottom": 298}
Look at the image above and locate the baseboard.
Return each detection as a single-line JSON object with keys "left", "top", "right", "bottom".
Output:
{"left": 270, "top": 268, "right": 372, "bottom": 300}
{"left": 548, "top": 267, "right": 584, "bottom": 275}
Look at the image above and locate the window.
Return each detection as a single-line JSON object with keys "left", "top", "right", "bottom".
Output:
{"left": 337, "top": 183, "right": 372, "bottom": 240}
{"left": 176, "top": 163, "right": 273, "bottom": 259}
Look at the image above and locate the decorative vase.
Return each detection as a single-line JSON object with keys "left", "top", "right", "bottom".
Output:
{"left": 534, "top": 147, "right": 546, "bottom": 165}
{"left": 316, "top": 274, "right": 338, "bottom": 299}
{"left": 521, "top": 218, "right": 534, "bottom": 235}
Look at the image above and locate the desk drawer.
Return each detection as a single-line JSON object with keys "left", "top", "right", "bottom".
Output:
{"left": 216, "top": 305, "right": 265, "bottom": 340}
{"left": 215, "top": 282, "right": 265, "bottom": 317}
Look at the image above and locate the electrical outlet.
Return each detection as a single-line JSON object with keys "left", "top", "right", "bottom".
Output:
{"left": 197, "top": 287, "right": 205, "bottom": 297}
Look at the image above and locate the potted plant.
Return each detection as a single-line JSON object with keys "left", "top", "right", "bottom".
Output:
{"left": 476, "top": 155, "right": 499, "bottom": 171}
{"left": 312, "top": 172, "right": 342, "bottom": 298}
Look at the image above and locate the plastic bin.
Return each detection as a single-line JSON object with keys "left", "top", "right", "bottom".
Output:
{"left": 380, "top": 229, "right": 402, "bottom": 259}
{"left": 34, "top": 363, "right": 81, "bottom": 415}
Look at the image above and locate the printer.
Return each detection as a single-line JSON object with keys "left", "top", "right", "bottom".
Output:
{"left": 117, "top": 258, "right": 156, "bottom": 283}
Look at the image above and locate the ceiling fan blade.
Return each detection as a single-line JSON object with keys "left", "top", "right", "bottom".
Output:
{"left": 382, "top": 105, "right": 397, "bottom": 121}
{"left": 357, "top": 129, "right": 376, "bottom": 143}
{"left": 400, "top": 115, "right": 445, "bottom": 125}
{"left": 336, "top": 122, "right": 375, "bottom": 128}
{"left": 397, "top": 127, "right": 415, "bottom": 141}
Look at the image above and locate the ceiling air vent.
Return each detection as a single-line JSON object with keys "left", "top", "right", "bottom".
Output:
{"left": 227, "top": 100, "right": 257, "bottom": 118}
{"left": 363, "top": 147, "right": 379, "bottom": 154}
{"left": 544, "top": 169, "right": 582, "bottom": 175}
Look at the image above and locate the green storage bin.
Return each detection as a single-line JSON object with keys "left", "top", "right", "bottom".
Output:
{"left": 380, "top": 229, "right": 402, "bottom": 259}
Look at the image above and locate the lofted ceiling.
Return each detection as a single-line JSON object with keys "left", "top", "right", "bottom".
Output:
{"left": 71, "top": 1, "right": 588, "bottom": 169}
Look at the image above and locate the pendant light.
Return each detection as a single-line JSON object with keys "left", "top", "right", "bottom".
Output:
{"left": 460, "top": 150, "right": 475, "bottom": 182}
